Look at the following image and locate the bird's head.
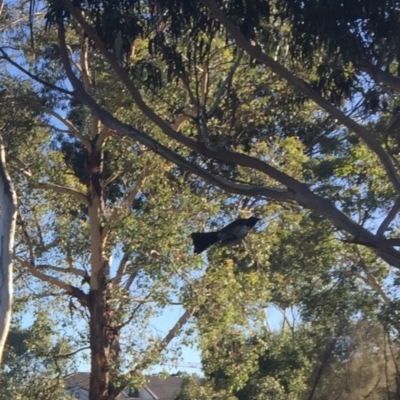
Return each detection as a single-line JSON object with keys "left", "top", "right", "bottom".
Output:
{"left": 247, "top": 216, "right": 261, "bottom": 227}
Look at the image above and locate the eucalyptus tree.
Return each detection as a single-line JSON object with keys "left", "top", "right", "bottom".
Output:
{"left": 28, "top": 0, "right": 400, "bottom": 268}
{"left": 0, "top": 4, "right": 287, "bottom": 399}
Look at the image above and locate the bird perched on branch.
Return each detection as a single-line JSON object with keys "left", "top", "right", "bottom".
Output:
{"left": 191, "top": 216, "right": 260, "bottom": 254}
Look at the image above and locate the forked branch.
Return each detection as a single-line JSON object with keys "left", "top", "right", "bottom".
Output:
{"left": 15, "top": 256, "right": 88, "bottom": 306}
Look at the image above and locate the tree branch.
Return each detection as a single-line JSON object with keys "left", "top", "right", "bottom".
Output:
{"left": 55, "top": 5, "right": 327, "bottom": 193}
{"left": 120, "top": 307, "right": 196, "bottom": 389}
{"left": 0, "top": 48, "right": 73, "bottom": 96}
{"left": 376, "top": 196, "right": 400, "bottom": 239}
{"left": 200, "top": 0, "right": 400, "bottom": 195}
{"left": 355, "top": 272, "right": 390, "bottom": 305}
{"left": 36, "top": 264, "right": 88, "bottom": 278}
{"left": 207, "top": 48, "right": 243, "bottom": 118}
{"left": 18, "top": 214, "right": 34, "bottom": 263}
{"left": 34, "top": 182, "right": 88, "bottom": 204}
{"left": 103, "top": 168, "right": 149, "bottom": 242}
{"left": 42, "top": 107, "right": 91, "bottom": 151}
{"left": 347, "top": 32, "right": 400, "bottom": 92}
{"left": 112, "top": 252, "right": 129, "bottom": 284}
{"left": 123, "top": 266, "right": 142, "bottom": 291}
{"left": 15, "top": 256, "right": 88, "bottom": 306}
{"left": 80, "top": 36, "right": 92, "bottom": 92}
{"left": 353, "top": 247, "right": 390, "bottom": 305}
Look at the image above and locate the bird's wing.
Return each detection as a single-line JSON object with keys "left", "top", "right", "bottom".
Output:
{"left": 218, "top": 218, "right": 249, "bottom": 234}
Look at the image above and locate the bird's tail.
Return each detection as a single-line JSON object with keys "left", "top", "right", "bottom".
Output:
{"left": 191, "top": 232, "right": 219, "bottom": 254}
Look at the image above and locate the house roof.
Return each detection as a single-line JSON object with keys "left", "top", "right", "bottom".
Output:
{"left": 143, "top": 375, "right": 184, "bottom": 400}
{"left": 65, "top": 372, "right": 90, "bottom": 391}
{"left": 65, "top": 372, "right": 183, "bottom": 400}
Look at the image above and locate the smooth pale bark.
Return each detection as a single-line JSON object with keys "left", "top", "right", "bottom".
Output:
{"left": 0, "top": 134, "right": 17, "bottom": 365}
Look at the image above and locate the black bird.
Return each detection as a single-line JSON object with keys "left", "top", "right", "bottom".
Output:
{"left": 191, "top": 216, "right": 261, "bottom": 254}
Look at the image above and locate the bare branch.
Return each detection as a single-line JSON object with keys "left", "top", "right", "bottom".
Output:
{"left": 15, "top": 256, "right": 88, "bottom": 306}
{"left": 57, "top": 346, "right": 90, "bottom": 359}
{"left": 150, "top": 307, "right": 196, "bottom": 354}
{"left": 0, "top": 48, "right": 73, "bottom": 96}
{"left": 42, "top": 107, "right": 91, "bottom": 151}
{"left": 66, "top": 45, "right": 82, "bottom": 73}
{"left": 80, "top": 34, "right": 92, "bottom": 92}
{"left": 96, "top": 125, "right": 111, "bottom": 150}
{"left": 353, "top": 247, "right": 391, "bottom": 305}
{"left": 112, "top": 252, "right": 129, "bottom": 284}
{"left": 376, "top": 196, "right": 400, "bottom": 239}
{"left": 200, "top": 0, "right": 400, "bottom": 195}
{"left": 123, "top": 266, "right": 142, "bottom": 291}
{"left": 103, "top": 168, "right": 149, "bottom": 241}
{"left": 125, "top": 308, "right": 196, "bottom": 380}
{"left": 34, "top": 182, "right": 88, "bottom": 205}
{"left": 36, "top": 264, "right": 88, "bottom": 278}
{"left": 207, "top": 48, "right": 243, "bottom": 118}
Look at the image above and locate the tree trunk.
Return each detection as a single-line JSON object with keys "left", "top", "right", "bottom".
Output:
{"left": 86, "top": 142, "right": 120, "bottom": 400}
{"left": 0, "top": 134, "right": 18, "bottom": 365}
{"left": 88, "top": 273, "right": 117, "bottom": 400}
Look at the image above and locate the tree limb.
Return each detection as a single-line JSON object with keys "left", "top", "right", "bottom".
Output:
{"left": 36, "top": 264, "right": 88, "bottom": 278}
{"left": 18, "top": 214, "right": 34, "bottom": 263}
{"left": 42, "top": 107, "right": 91, "bottom": 151}
{"left": 14, "top": 256, "right": 88, "bottom": 306}
{"left": 123, "top": 266, "right": 142, "bottom": 291}
{"left": 200, "top": 0, "right": 400, "bottom": 195}
{"left": 0, "top": 48, "right": 73, "bottom": 96}
{"left": 34, "top": 182, "right": 88, "bottom": 204}
{"left": 118, "top": 307, "right": 196, "bottom": 395}
{"left": 355, "top": 272, "right": 390, "bottom": 305}
{"left": 353, "top": 247, "right": 391, "bottom": 305}
{"left": 376, "top": 196, "right": 400, "bottom": 239}
{"left": 103, "top": 168, "right": 149, "bottom": 242}
{"left": 363, "top": 65, "right": 400, "bottom": 92}
{"left": 207, "top": 48, "right": 243, "bottom": 118}
{"left": 112, "top": 252, "right": 129, "bottom": 284}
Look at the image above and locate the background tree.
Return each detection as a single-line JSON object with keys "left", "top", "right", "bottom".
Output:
{"left": 0, "top": 313, "right": 75, "bottom": 400}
